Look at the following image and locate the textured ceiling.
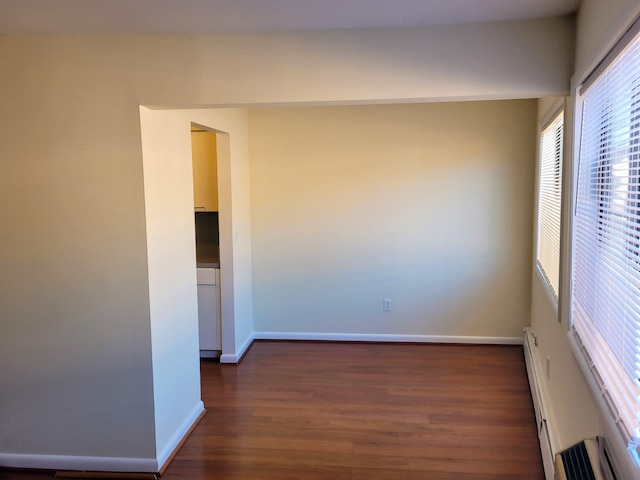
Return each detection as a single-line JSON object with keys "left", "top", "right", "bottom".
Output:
{"left": 0, "top": 0, "right": 581, "bottom": 34}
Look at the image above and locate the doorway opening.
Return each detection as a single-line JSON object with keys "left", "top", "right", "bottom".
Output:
{"left": 191, "top": 124, "right": 222, "bottom": 359}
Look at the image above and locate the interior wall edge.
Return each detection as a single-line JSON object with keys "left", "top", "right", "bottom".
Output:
{"left": 154, "top": 401, "right": 205, "bottom": 472}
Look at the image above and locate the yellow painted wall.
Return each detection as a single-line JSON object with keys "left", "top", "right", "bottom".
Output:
{"left": 249, "top": 101, "right": 536, "bottom": 339}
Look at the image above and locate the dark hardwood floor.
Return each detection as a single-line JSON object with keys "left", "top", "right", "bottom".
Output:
{"left": 3, "top": 341, "right": 544, "bottom": 480}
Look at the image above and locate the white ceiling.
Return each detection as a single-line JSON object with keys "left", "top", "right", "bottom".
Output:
{"left": 0, "top": 0, "right": 581, "bottom": 34}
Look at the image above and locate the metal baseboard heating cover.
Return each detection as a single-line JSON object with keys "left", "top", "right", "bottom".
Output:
{"left": 558, "top": 440, "right": 596, "bottom": 480}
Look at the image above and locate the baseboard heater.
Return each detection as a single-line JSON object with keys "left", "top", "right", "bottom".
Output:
{"left": 556, "top": 437, "right": 618, "bottom": 480}
{"left": 523, "top": 328, "right": 555, "bottom": 479}
{"left": 523, "top": 329, "right": 620, "bottom": 480}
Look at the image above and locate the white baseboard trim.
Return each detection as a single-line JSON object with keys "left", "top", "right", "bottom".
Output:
{"left": 253, "top": 331, "right": 523, "bottom": 345}
{"left": 0, "top": 453, "right": 157, "bottom": 473}
{"left": 219, "top": 333, "right": 255, "bottom": 363}
{"left": 155, "top": 400, "right": 205, "bottom": 471}
{"left": 0, "top": 402, "right": 206, "bottom": 474}
{"left": 218, "top": 332, "right": 522, "bottom": 363}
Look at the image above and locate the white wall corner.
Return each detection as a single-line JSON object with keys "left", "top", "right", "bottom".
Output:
{"left": 219, "top": 333, "right": 255, "bottom": 364}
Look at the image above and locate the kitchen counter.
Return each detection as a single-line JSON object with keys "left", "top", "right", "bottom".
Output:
{"left": 196, "top": 245, "right": 220, "bottom": 268}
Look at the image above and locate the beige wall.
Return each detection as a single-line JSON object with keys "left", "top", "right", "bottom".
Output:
{"left": 249, "top": 101, "right": 536, "bottom": 339}
{"left": 0, "top": 57, "right": 157, "bottom": 470}
{"left": 575, "top": 0, "right": 640, "bottom": 82}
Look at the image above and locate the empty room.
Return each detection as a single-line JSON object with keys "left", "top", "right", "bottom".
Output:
{"left": 2, "top": 0, "right": 640, "bottom": 479}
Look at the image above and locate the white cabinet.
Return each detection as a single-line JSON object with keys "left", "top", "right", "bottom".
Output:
{"left": 196, "top": 268, "right": 221, "bottom": 356}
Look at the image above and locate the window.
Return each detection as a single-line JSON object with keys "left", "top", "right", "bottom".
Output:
{"left": 537, "top": 110, "right": 564, "bottom": 299}
{"left": 572, "top": 23, "right": 640, "bottom": 458}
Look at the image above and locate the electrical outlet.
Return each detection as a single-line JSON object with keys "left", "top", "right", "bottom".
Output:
{"left": 383, "top": 298, "right": 392, "bottom": 311}
{"left": 546, "top": 356, "right": 551, "bottom": 379}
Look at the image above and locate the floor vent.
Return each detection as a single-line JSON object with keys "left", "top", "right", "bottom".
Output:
{"left": 557, "top": 441, "right": 596, "bottom": 480}
{"left": 556, "top": 437, "right": 618, "bottom": 480}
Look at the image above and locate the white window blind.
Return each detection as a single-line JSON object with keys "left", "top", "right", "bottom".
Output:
{"left": 537, "top": 111, "right": 563, "bottom": 299}
{"left": 572, "top": 26, "right": 640, "bottom": 449}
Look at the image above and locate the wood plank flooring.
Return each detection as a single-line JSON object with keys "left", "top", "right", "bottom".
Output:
{"left": 2, "top": 341, "right": 544, "bottom": 480}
